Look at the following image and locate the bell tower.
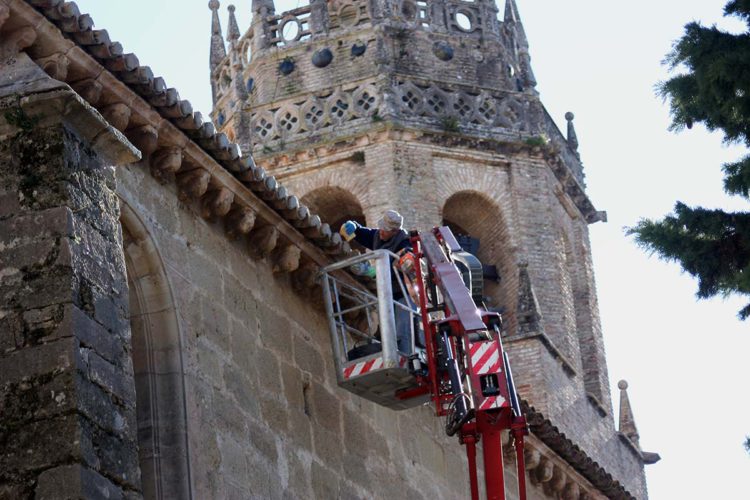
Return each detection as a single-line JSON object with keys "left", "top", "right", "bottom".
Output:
{"left": 208, "top": 1, "right": 651, "bottom": 497}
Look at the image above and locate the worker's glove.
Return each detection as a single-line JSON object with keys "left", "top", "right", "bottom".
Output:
{"left": 339, "top": 220, "right": 359, "bottom": 242}
{"left": 350, "top": 260, "right": 376, "bottom": 278}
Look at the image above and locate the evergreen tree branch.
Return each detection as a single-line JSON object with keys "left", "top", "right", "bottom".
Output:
{"left": 628, "top": 203, "right": 750, "bottom": 319}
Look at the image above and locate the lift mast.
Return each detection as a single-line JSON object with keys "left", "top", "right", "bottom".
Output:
{"left": 408, "top": 227, "right": 528, "bottom": 500}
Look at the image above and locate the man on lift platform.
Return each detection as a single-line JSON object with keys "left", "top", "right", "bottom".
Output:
{"left": 339, "top": 209, "right": 418, "bottom": 354}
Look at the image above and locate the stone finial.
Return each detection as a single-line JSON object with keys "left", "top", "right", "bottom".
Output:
{"left": 252, "top": 0, "right": 276, "bottom": 15}
{"left": 503, "top": 0, "right": 536, "bottom": 90}
{"left": 227, "top": 5, "right": 241, "bottom": 41}
{"left": 617, "top": 380, "right": 640, "bottom": 447}
{"left": 504, "top": 0, "right": 521, "bottom": 24}
{"left": 617, "top": 380, "right": 660, "bottom": 464}
{"left": 209, "top": 0, "right": 226, "bottom": 71}
{"left": 565, "top": 111, "right": 580, "bottom": 155}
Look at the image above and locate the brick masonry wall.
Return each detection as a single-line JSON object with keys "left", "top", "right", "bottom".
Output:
{"left": 0, "top": 105, "right": 141, "bottom": 498}
{"left": 260, "top": 135, "right": 647, "bottom": 498}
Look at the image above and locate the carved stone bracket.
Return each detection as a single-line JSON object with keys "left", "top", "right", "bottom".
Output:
{"left": 150, "top": 147, "right": 183, "bottom": 182}
{"left": 273, "top": 244, "right": 301, "bottom": 273}
{"left": 202, "top": 187, "right": 234, "bottom": 220}
{"left": 248, "top": 225, "right": 279, "bottom": 260}
{"left": 177, "top": 168, "right": 211, "bottom": 201}
{"left": 225, "top": 206, "right": 256, "bottom": 239}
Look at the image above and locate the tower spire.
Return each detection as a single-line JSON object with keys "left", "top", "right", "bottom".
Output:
{"left": 209, "top": 0, "right": 226, "bottom": 72}
{"left": 504, "top": 0, "right": 521, "bottom": 25}
{"left": 227, "top": 4, "right": 241, "bottom": 42}
{"left": 503, "top": 0, "right": 536, "bottom": 90}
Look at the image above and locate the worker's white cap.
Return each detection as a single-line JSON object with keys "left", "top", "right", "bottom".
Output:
{"left": 378, "top": 210, "right": 403, "bottom": 232}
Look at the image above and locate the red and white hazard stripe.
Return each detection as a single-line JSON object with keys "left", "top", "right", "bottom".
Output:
{"left": 479, "top": 394, "right": 506, "bottom": 411}
{"left": 343, "top": 357, "right": 384, "bottom": 379}
{"left": 470, "top": 341, "right": 502, "bottom": 375}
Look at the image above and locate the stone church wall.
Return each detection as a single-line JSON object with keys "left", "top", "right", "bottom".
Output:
{"left": 118, "top": 161, "right": 479, "bottom": 499}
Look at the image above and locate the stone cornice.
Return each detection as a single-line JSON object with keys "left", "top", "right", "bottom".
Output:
{"left": 3, "top": 0, "right": 361, "bottom": 293}
{"left": 523, "top": 402, "right": 638, "bottom": 500}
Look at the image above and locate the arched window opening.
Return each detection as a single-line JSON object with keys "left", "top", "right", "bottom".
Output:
{"left": 121, "top": 203, "right": 192, "bottom": 500}
{"left": 442, "top": 191, "right": 513, "bottom": 328}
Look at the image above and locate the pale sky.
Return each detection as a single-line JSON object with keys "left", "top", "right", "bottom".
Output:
{"left": 71, "top": 1, "right": 750, "bottom": 498}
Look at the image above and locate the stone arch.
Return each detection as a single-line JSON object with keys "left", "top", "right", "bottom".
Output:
{"left": 300, "top": 185, "right": 366, "bottom": 231}
{"left": 120, "top": 202, "right": 193, "bottom": 500}
{"left": 441, "top": 190, "right": 516, "bottom": 331}
{"left": 288, "top": 162, "right": 372, "bottom": 224}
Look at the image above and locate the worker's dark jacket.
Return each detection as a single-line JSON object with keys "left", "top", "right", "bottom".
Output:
{"left": 354, "top": 227, "right": 412, "bottom": 300}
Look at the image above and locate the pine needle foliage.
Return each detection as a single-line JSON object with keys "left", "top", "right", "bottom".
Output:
{"left": 629, "top": 1, "right": 750, "bottom": 319}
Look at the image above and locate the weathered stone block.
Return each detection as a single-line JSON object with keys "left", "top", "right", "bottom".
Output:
{"left": 259, "top": 394, "right": 289, "bottom": 435}
{"left": 0, "top": 414, "right": 81, "bottom": 479}
{"left": 218, "top": 433, "right": 249, "bottom": 484}
{"left": 293, "top": 335, "right": 325, "bottom": 379}
{"left": 308, "top": 381, "right": 341, "bottom": 434}
{"left": 311, "top": 425, "right": 343, "bottom": 472}
{"left": 223, "top": 363, "right": 260, "bottom": 416}
{"left": 86, "top": 348, "right": 137, "bottom": 404}
{"left": 0, "top": 336, "right": 77, "bottom": 384}
{"left": 311, "top": 461, "right": 340, "bottom": 500}
{"left": 76, "top": 371, "right": 133, "bottom": 436}
{"left": 0, "top": 370, "right": 76, "bottom": 427}
{"left": 80, "top": 416, "right": 141, "bottom": 490}
{"left": 247, "top": 418, "right": 279, "bottom": 466}
{"left": 256, "top": 301, "right": 293, "bottom": 354}
{"left": 0, "top": 206, "right": 72, "bottom": 243}
{"left": 35, "top": 464, "right": 124, "bottom": 500}
{"left": 252, "top": 346, "right": 282, "bottom": 393}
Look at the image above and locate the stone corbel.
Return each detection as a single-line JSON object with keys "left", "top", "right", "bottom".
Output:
{"left": 70, "top": 77, "right": 102, "bottom": 104}
{"left": 292, "top": 262, "right": 318, "bottom": 292}
{"left": 126, "top": 123, "right": 158, "bottom": 156}
{"left": 534, "top": 457, "right": 554, "bottom": 484}
{"left": 549, "top": 465, "right": 568, "bottom": 493}
{"left": 201, "top": 187, "right": 234, "bottom": 220}
{"left": 100, "top": 102, "right": 131, "bottom": 131}
{"left": 248, "top": 225, "right": 279, "bottom": 260}
{"left": 0, "top": 26, "right": 37, "bottom": 62}
{"left": 176, "top": 168, "right": 211, "bottom": 202}
{"left": 563, "top": 481, "right": 581, "bottom": 500}
{"left": 272, "top": 244, "right": 301, "bottom": 274}
{"left": 225, "top": 206, "right": 256, "bottom": 239}
{"left": 524, "top": 448, "right": 541, "bottom": 470}
{"left": 37, "top": 51, "right": 69, "bottom": 80}
{"left": 149, "top": 147, "right": 182, "bottom": 182}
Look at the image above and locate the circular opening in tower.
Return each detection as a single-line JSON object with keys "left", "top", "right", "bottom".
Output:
{"left": 280, "top": 18, "right": 300, "bottom": 43}
{"left": 455, "top": 11, "right": 473, "bottom": 31}
{"left": 338, "top": 4, "right": 359, "bottom": 27}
